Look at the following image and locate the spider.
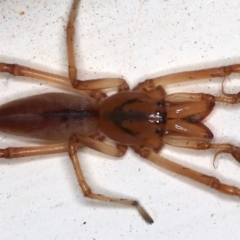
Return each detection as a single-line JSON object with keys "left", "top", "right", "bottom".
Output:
{"left": 1, "top": 0, "right": 240, "bottom": 224}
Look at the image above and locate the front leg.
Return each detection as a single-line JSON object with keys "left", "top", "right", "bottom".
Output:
{"left": 134, "top": 147, "right": 240, "bottom": 197}
{"left": 134, "top": 64, "right": 240, "bottom": 91}
{"left": 163, "top": 138, "right": 240, "bottom": 165}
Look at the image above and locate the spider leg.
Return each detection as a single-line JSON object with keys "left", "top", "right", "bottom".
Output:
{"left": 66, "top": 0, "right": 129, "bottom": 91}
{"left": 134, "top": 64, "right": 240, "bottom": 93}
{"left": 134, "top": 147, "right": 240, "bottom": 197}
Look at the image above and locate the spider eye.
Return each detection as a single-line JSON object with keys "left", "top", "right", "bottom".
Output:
{"left": 157, "top": 101, "right": 165, "bottom": 107}
{"left": 155, "top": 128, "right": 163, "bottom": 136}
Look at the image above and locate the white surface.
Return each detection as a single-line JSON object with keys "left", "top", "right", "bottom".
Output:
{"left": 1, "top": 0, "right": 240, "bottom": 239}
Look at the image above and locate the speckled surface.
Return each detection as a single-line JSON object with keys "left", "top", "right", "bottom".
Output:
{"left": 1, "top": 0, "right": 240, "bottom": 239}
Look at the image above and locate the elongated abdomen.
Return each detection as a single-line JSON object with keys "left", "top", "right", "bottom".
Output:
{"left": 0, "top": 93, "right": 99, "bottom": 141}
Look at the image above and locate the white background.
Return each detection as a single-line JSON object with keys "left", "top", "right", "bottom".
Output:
{"left": 1, "top": 0, "right": 240, "bottom": 239}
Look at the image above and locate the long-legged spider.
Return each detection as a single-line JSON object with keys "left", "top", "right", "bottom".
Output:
{"left": 1, "top": 0, "right": 240, "bottom": 224}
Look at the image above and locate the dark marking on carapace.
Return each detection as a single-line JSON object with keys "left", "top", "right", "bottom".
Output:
{"left": 104, "top": 98, "right": 167, "bottom": 136}
{"left": 104, "top": 98, "right": 149, "bottom": 136}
